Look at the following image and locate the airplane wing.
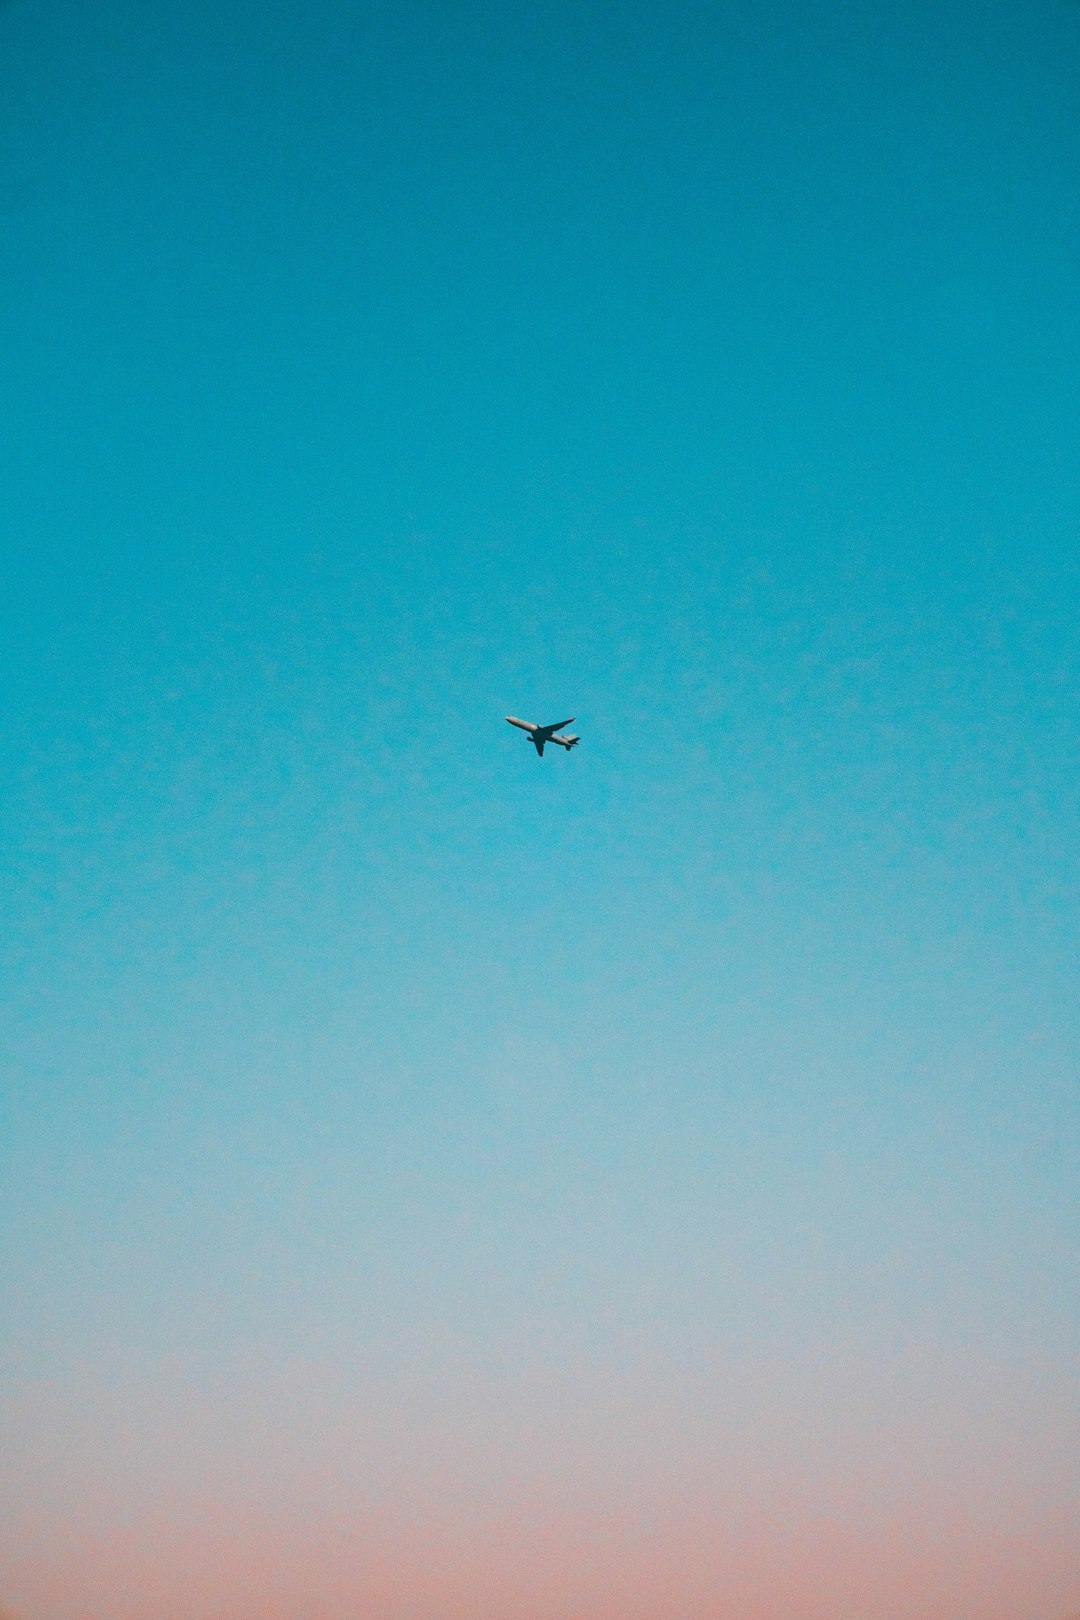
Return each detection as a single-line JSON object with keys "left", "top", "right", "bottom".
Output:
{"left": 543, "top": 718, "right": 574, "bottom": 735}
{"left": 532, "top": 735, "right": 545, "bottom": 756}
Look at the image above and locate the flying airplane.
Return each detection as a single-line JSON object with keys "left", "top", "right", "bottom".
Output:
{"left": 505, "top": 715, "right": 580, "bottom": 757}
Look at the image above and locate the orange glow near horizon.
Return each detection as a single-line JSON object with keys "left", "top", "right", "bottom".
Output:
{"left": 7, "top": 1489, "right": 1080, "bottom": 1620}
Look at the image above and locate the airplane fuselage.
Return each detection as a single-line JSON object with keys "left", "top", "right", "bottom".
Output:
{"left": 505, "top": 715, "right": 580, "bottom": 755}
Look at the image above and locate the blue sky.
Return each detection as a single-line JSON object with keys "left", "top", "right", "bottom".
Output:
{"left": 1, "top": 2, "right": 1079, "bottom": 1616}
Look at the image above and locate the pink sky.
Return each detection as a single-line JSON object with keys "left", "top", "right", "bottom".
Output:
{"left": 7, "top": 1493, "right": 1079, "bottom": 1620}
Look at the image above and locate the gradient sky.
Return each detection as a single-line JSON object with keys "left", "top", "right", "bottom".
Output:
{"left": 2, "top": 1, "right": 1079, "bottom": 1617}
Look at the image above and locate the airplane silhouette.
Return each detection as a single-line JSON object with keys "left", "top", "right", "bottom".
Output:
{"left": 505, "top": 715, "right": 580, "bottom": 757}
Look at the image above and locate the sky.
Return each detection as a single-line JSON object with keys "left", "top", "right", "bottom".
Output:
{"left": 1, "top": 0, "right": 1079, "bottom": 1616}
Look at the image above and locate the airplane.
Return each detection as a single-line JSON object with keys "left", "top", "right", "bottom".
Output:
{"left": 505, "top": 715, "right": 580, "bottom": 757}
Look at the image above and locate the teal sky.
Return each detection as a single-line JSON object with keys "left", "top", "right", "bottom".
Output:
{"left": 2, "top": 3, "right": 1079, "bottom": 1617}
